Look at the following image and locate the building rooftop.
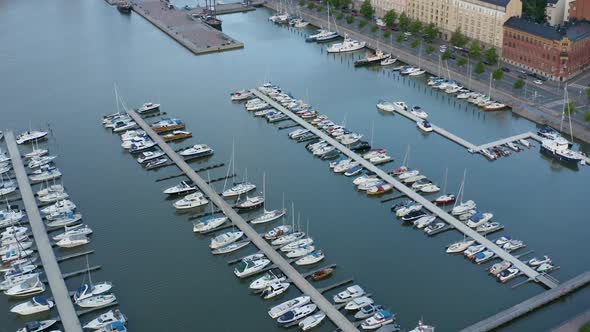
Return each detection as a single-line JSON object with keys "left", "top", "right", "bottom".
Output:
{"left": 504, "top": 17, "right": 590, "bottom": 41}
{"left": 479, "top": 0, "right": 510, "bottom": 7}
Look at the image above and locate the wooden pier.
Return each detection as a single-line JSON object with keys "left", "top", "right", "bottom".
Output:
{"left": 5, "top": 132, "right": 83, "bottom": 332}
{"left": 128, "top": 110, "right": 359, "bottom": 332}
{"left": 252, "top": 89, "right": 559, "bottom": 290}
{"left": 460, "top": 270, "right": 590, "bottom": 332}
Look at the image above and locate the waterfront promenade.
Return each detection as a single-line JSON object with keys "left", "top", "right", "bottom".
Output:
{"left": 5, "top": 132, "right": 83, "bottom": 332}
{"left": 264, "top": 1, "right": 590, "bottom": 145}
{"left": 462, "top": 271, "right": 590, "bottom": 332}
{"left": 127, "top": 110, "right": 359, "bottom": 332}
{"left": 252, "top": 89, "right": 559, "bottom": 290}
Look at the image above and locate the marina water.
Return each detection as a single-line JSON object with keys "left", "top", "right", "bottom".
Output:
{"left": 1, "top": 0, "right": 589, "bottom": 331}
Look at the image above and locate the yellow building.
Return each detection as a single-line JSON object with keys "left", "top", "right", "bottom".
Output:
{"left": 407, "top": 0, "right": 522, "bottom": 49}
{"left": 370, "top": 0, "right": 408, "bottom": 17}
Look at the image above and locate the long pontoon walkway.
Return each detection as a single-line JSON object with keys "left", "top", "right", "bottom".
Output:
{"left": 251, "top": 89, "right": 559, "bottom": 290}
{"left": 460, "top": 270, "right": 590, "bottom": 332}
{"left": 127, "top": 110, "right": 358, "bottom": 332}
{"left": 5, "top": 132, "right": 83, "bottom": 332}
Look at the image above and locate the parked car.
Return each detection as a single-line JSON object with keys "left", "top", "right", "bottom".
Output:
{"left": 533, "top": 79, "right": 543, "bottom": 85}
{"left": 376, "top": 18, "right": 386, "bottom": 27}
{"left": 517, "top": 69, "right": 527, "bottom": 75}
{"left": 439, "top": 45, "right": 447, "bottom": 53}
{"left": 351, "top": 9, "right": 358, "bottom": 16}
{"left": 483, "top": 60, "right": 492, "bottom": 65}
{"left": 518, "top": 74, "right": 527, "bottom": 79}
{"left": 501, "top": 67, "right": 510, "bottom": 72}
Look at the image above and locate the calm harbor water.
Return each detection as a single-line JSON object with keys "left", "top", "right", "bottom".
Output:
{"left": 1, "top": 1, "right": 589, "bottom": 331}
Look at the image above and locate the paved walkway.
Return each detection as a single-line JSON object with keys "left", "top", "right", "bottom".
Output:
{"left": 127, "top": 111, "right": 358, "bottom": 332}
{"left": 252, "top": 89, "right": 558, "bottom": 290}
{"left": 461, "top": 271, "right": 590, "bottom": 332}
{"left": 5, "top": 132, "right": 83, "bottom": 332}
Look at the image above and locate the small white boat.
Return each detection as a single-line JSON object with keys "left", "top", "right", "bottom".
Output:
{"left": 37, "top": 183, "right": 66, "bottom": 197}
{"left": 16, "top": 131, "right": 48, "bottom": 145}
{"left": 179, "top": 144, "right": 214, "bottom": 158}
{"left": 503, "top": 239, "right": 526, "bottom": 251}
{"left": 136, "top": 102, "right": 160, "bottom": 114}
{"left": 268, "top": 295, "right": 311, "bottom": 319}
{"left": 463, "top": 244, "right": 485, "bottom": 259}
{"left": 446, "top": 239, "right": 475, "bottom": 253}
{"left": 333, "top": 285, "right": 365, "bottom": 303}
{"left": 528, "top": 256, "right": 551, "bottom": 266}
{"left": 271, "top": 231, "right": 305, "bottom": 246}
{"left": 250, "top": 208, "right": 287, "bottom": 225}
{"left": 45, "top": 212, "right": 82, "bottom": 228}
{"left": 466, "top": 211, "right": 494, "bottom": 228}
{"left": 211, "top": 240, "right": 250, "bottom": 255}
{"left": 475, "top": 222, "right": 502, "bottom": 234}
{"left": 76, "top": 294, "right": 117, "bottom": 308}
{"left": 327, "top": 34, "right": 366, "bottom": 53}
{"left": 408, "top": 319, "right": 435, "bottom": 332}
{"left": 495, "top": 236, "right": 512, "bottom": 246}
{"left": 345, "top": 296, "right": 374, "bottom": 311}
{"left": 222, "top": 182, "right": 256, "bottom": 197}
{"left": 52, "top": 224, "right": 92, "bottom": 242}
{"left": 295, "top": 250, "right": 324, "bottom": 266}
{"left": 1, "top": 226, "right": 28, "bottom": 239}
{"left": 97, "top": 321, "right": 127, "bottom": 332}
{"left": 193, "top": 216, "right": 228, "bottom": 233}
{"left": 234, "top": 257, "right": 271, "bottom": 278}
{"left": 414, "top": 215, "right": 436, "bottom": 229}
{"left": 27, "top": 155, "right": 57, "bottom": 169}
{"left": 417, "top": 120, "right": 433, "bottom": 132}
{"left": 474, "top": 250, "right": 495, "bottom": 264}
{"left": 24, "top": 148, "right": 48, "bottom": 159}
{"left": 264, "top": 225, "right": 291, "bottom": 240}
{"left": 40, "top": 200, "right": 76, "bottom": 215}
{"left": 361, "top": 309, "right": 395, "bottom": 330}
{"left": 395, "top": 202, "right": 422, "bottom": 217}
{"left": 280, "top": 238, "right": 314, "bottom": 252}
{"left": 210, "top": 231, "right": 244, "bottom": 249}
{"left": 84, "top": 309, "right": 127, "bottom": 329}
{"left": 136, "top": 150, "right": 165, "bottom": 164}
{"left": 369, "top": 153, "right": 392, "bottom": 165}
{"left": 249, "top": 269, "right": 286, "bottom": 290}
{"left": 277, "top": 304, "right": 317, "bottom": 325}
{"left": 451, "top": 200, "right": 476, "bottom": 215}
{"left": 261, "top": 282, "right": 290, "bottom": 299}
{"left": 380, "top": 58, "right": 397, "bottom": 66}
{"left": 489, "top": 261, "right": 511, "bottom": 275}
{"left": 0, "top": 272, "right": 39, "bottom": 290}
{"left": 299, "top": 312, "right": 326, "bottom": 330}
{"left": 497, "top": 267, "right": 520, "bottom": 282}
{"left": 163, "top": 180, "right": 197, "bottom": 195}
{"left": 410, "top": 106, "right": 428, "bottom": 119}
{"left": 231, "top": 90, "right": 253, "bottom": 101}
{"left": 173, "top": 192, "right": 208, "bottom": 210}
{"left": 420, "top": 183, "right": 440, "bottom": 193}
{"left": 56, "top": 234, "right": 90, "bottom": 248}
{"left": 398, "top": 169, "right": 419, "bottom": 180}
{"left": 10, "top": 296, "right": 55, "bottom": 316}
{"left": 29, "top": 166, "right": 62, "bottom": 183}
{"left": 519, "top": 139, "right": 531, "bottom": 148}
{"left": 16, "top": 320, "right": 58, "bottom": 332}
{"left": 536, "top": 263, "right": 555, "bottom": 273}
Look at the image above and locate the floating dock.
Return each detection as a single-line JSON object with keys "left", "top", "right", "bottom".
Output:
{"left": 251, "top": 89, "right": 559, "bottom": 290}
{"left": 460, "top": 270, "right": 590, "bottom": 332}
{"left": 130, "top": 0, "right": 244, "bottom": 55}
{"left": 5, "top": 132, "right": 83, "bottom": 332}
{"left": 127, "top": 110, "right": 359, "bottom": 332}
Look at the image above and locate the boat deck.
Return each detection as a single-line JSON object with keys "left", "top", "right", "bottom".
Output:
{"left": 5, "top": 132, "right": 83, "bottom": 332}
{"left": 128, "top": 110, "right": 359, "bottom": 332}
{"left": 251, "top": 89, "right": 559, "bottom": 290}
{"left": 460, "top": 270, "right": 590, "bottom": 332}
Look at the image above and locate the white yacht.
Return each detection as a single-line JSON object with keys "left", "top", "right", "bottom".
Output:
{"left": 327, "top": 35, "right": 366, "bottom": 53}
{"left": 163, "top": 180, "right": 197, "bottom": 195}
{"left": 277, "top": 304, "right": 317, "bottom": 325}
{"left": 52, "top": 224, "right": 93, "bottom": 241}
{"left": 76, "top": 294, "right": 117, "bottom": 308}
{"left": 45, "top": 212, "right": 82, "bottom": 228}
{"left": 410, "top": 106, "right": 428, "bottom": 119}
{"left": 234, "top": 257, "right": 271, "bottom": 278}
{"left": 0, "top": 209, "right": 24, "bottom": 228}
{"left": 27, "top": 155, "right": 56, "bottom": 169}
{"left": 235, "top": 195, "right": 264, "bottom": 210}
{"left": 0, "top": 272, "right": 39, "bottom": 290}
{"left": 230, "top": 90, "right": 253, "bottom": 101}
{"left": 446, "top": 239, "right": 475, "bottom": 253}
{"left": 369, "top": 153, "right": 392, "bottom": 165}
{"left": 264, "top": 225, "right": 291, "bottom": 240}
{"left": 37, "top": 184, "right": 65, "bottom": 197}
{"left": 4, "top": 276, "right": 45, "bottom": 297}
{"left": 179, "top": 144, "right": 214, "bottom": 158}
{"left": 268, "top": 295, "right": 311, "bottom": 319}
{"left": 345, "top": 296, "right": 374, "bottom": 311}
{"left": 173, "top": 192, "right": 208, "bottom": 210}
{"left": 398, "top": 169, "right": 419, "bottom": 180}
{"left": 333, "top": 285, "right": 365, "bottom": 303}
{"left": 2, "top": 249, "right": 35, "bottom": 263}
{"left": 250, "top": 208, "right": 287, "bottom": 225}
{"left": 451, "top": 200, "right": 476, "bottom": 215}
{"left": 10, "top": 296, "right": 55, "bottom": 316}
{"left": 74, "top": 281, "right": 113, "bottom": 302}
{"left": 528, "top": 256, "right": 551, "bottom": 266}
{"left": 56, "top": 234, "right": 90, "bottom": 248}
{"left": 466, "top": 211, "right": 494, "bottom": 228}
{"left": 136, "top": 102, "right": 160, "bottom": 114}
{"left": 261, "top": 282, "right": 290, "bottom": 299}
{"left": 192, "top": 216, "right": 228, "bottom": 233}
{"left": 84, "top": 309, "right": 128, "bottom": 330}
{"left": 280, "top": 238, "right": 314, "bottom": 252}
{"left": 249, "top": 269, "right": 286, "bottom": 290}
{"left": 40, "top": 200, "right": 76, "bottom": 215}
{"left": 0, "top": 241, "right": 34, "bottom": 256}
{"left": 299, "top": 312, "right": 326, "bottom": 331}
{"left": 16, "top": 320, "right": 57, "bottom": 332}
{"left": 271, "top": 231, "right": 305, "bottom": 246}
{"left": 136, "top": 150, "right": 165, "bottom": 164}
{"left": 16, "top": 131, "right": 48, "bottom": 145}
{"left": 209, "top": 231, "right": 244, "bottom": 249}
{"left": 408, "top": 319, "right": 436, "bottom": 332}
{"left": 222, "top": 182, "right": 256, "bottom": 197}
{"left": 414, "top": 215, "right": 436, "bottom": 229}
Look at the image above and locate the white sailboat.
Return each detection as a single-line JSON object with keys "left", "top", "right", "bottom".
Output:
{"left": 250, "top": 175, "right": 287, "bottom": 225}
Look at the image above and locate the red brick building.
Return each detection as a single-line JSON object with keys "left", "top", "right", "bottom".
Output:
{"left": 502, "top": 17, "right": 590, "bottom": 81}
{"left": 569, "top": 0, "right": 590, "bottom": 21}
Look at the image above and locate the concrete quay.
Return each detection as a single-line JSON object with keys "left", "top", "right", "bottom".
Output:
{"left": 5, "top": 132, "right": 83, "bottom": 332}
{"left": 130, "top": 0, "right": 244, "bottom": 55}
{"left": 127, "top": 110, "right": 359, "bottom": 332}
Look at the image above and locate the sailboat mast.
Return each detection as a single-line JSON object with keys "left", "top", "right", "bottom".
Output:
{"left": 443, "top": 168, "right": 448, "bottom": 193}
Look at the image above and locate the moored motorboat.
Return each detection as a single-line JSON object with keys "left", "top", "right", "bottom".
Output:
{"left": 264, "top": 225, "right": 291, "bottom": 240}
{"left": 16, "top": 131, "right": 48, "bottom": 145}
{"left": 83, "top": 309, "right": 127, "bottom": 330}
{"left": 261, "top": 282, "right": 290, "bottom": 299}
{"left": 234, "top": 257, "right": 271, "bottom": 278}
{"left": 268, "top": 295, "right": 311, "bottom": 319}
{"left": 179, "top": 144, "right": 214, "bottom": 158}
{"left": 10, "top": 296, "right": 55, "bottom": 316}
{"left": 299, "top": 312, "right": 326, "bottom": 331}
{"left": 4, "top": 276, "right": 45, "bottom": 297}
{"left": 345, "top": 296, "right": 374, "bottom": 311}
{"left": 211, "top": 240, "right": 251, "bottom": 255}
{"left": 210, "top": 231, "right": 244, "bottom": 249}
{"left": 192, "top": 216, "right": 228, "bottom": 233}
{"left": 528, "top": 256, "right": 551, "bottom": 266}
{"left": 446, "top": 238, "right": 475, "bottom": 253}
{"left": 163, "top": 180, "right": 197, "bottom": 195}
{"left": 236, "top": 195, "right": 264, "bottom": 210}
{"left": 497, "top": 267, "right": 520, "bottom": 283}
{"left": 16, "top": 320, "right": 57, "bottom": 332}
{"left": 76, "top": 294, "right": 117, "bottom": 308}
{"left": 417, "top": 120, "right": 433, "bottom": 132}
{"left": 222, "top": 182, "right": 256, "bottom": 197}
{"left": 333, "top": 285, "right": 365, "bottom": 303}
{"left": 277, "top": 304, "right": 317, "bottom": 325}
{"left": 150, "top": 118, "right": 185, "bottom": 133}
{"left": 173, "top": 192, "right": 208, "bottom": 210}
{"left": 249, "top": 269, "right": 286, "bottom": 290}
{"left": 361, "top": 309, "right": 395, "bottom": 330}
{"left": 295, "top": 250, "right": 324, "bottom": 266}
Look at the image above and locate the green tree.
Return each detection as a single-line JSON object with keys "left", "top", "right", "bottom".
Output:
{"left": 513, "top": 79, "right": 525, "bottom": 89}
{"left": 299, "top": 0, "right": 305, "bottom": 6}
{"left": 307, "top": 2, "right": 315, "bottom": 9}
{"left": 470, "top": 41, "right": 481, "bottom": 59}
{"left": 422, "top": 23, "right": 439, "bottom": 43}
{"left": 398, "top": 12, "right": 410, "bottom": 31}
{"left": 371, "top": 25, "right": 378, "bottom": 32}
{"left": 383, "top": 9, "right": 397, "bottom": 28}
{"left": 585, "top": 111, "right": 590, "bottom": 122}
{"left": 586, "top": 88, "right": 590, "bottom": 99}
{"left": 316, "top": 5, "right": 323, "bottom": 12}
{"left": 492, "top": 68, "right": 504, "bottom": 81}
{"left": 441, "top": 50, "right": 451, "bottom": 60}
{"left": 359, "top": 0, "right": 374, "bottom": 20}
{"left": 474, "top": 62, "right": 485, "bottom": 74}
{"left": 359, "top": 20, "right": 367, "bottom": 28}
{"left": 409, "top": 20, "right": 422, "bottom": 35}
{"left": 411, "top": 39, "right": 420, "bottom": 48}
{"left": 327, "top": 0, "right": 352, "bottom": 8}
{"left": 346, "top": 15, "right": 354, "bottom": 24}
{"left": 564, "top": 101, "right": 579, "bottom": 116}
{"left": 384, "top": 31, "right": 391, "bottom": 38}
{"left": 425, "top": 45, "right": 434, "bottom": 54}
{"left": 336, "top": 12, "right": 344, "bottom": 20}
{"left": 450, "top": 27, "right": 468, "bottom": 47}
{"left": 485, "top": 48, "right": 498, "bottom": 65}
{"left": 457, "top": 56, "right": 468, "bottom": 67}
{"left": 396, "top": 34, "right": 403, "bottom": 42}
{"left": 523, "top": 0, "right": 547, "bottom": 23}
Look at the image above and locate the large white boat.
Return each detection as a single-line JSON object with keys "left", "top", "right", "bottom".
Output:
{"left": 16, "top": 131, "right": 48, "bottom": 145}
{"left": 261, "top": 282, "right": 290, "bottom": 299}
{"left": 74, "top": 281, "right": 113, "bottom": 302}
{"left": 52, "top": 224, "right": 93, "bottom": 241}
{"left": 193, "top": 216, "right": 228, "bottom": 233}
{"left": 264, "top": 225, "right": 291, "bottom": 240}
{"left": 222, "top": 182, "right": 256, "bottom": 197}
{"left": 466, "top": 211, "right": 494, "bottom": 228}
{"left": 76, "top": 294, "right": 117, "bottom": 308}
{"left": 235, "top": 195, "right": 264, "bottom": 210}
{"left": 408, "top": 319, "right": 436, "bottom": 332}
{"left": 45, "top": 211, "right": 82, "bottom": 228}
{"left": 345, "top": 296, "right": 374, "bottom": 311}
{"left": 299, "top": 312, "right": 326, "bottom": 331}
{"left": 4, "top": 276, "right": 45, "bottom": 297}
{"left": 36, "top": 183, "right": 65, "bottom": 197}
{"left": 211, "top": 240, "right": 251, "bottom": 255}
{"left": 361, "top": 309, "right": 395, "bottom": 330}
{"left": 0, "top": 209, "right": 25, "bottom": 228}
{"left": 268, "top": 295, "right": 311, "bottom": 319}
{"left": 280, "top": 237, "right": 314, "bottom": 252}
{"left": 333, "top": 285, "right": 365, "bottom": 303}
{"left": 84, "top": 309, "right": 128, "bottom": 330}
{"left": 136, "top": 102, "right": 160, "bottom": 114}
{"left": 0, "top": 272, "right": 39, "bottom": 290}
{"left": 136, "top": 150, "right": 165, "bottom": 164}
{"left": 451, "top": 200, "right": 476, "bottom": 215}
{"left": 163, "top": 180, "right": 197, "bottom": 195}
{"left": 173, "top": 192, "right": 208, "bottom": 210}
{"left": 29, "top": 166, "right": 62, "bottom": 183}
{"left": 56, "top": 234, "right": 90, "bottom": 248}
{"left": 209, "top": 231, "right": 244, "bottom": 249}
{"left": 327, "top": 35, "right": 366, "bottom": 53}
{"left": 10, "top": 296, "right": 54, "bottom": 316}
{"left": 234, "top": 257, "right": 271, "bottom": 278}
{"left": 179, "top": 144, "right": 214, "bottom": 158}
{"left": 16, "top": 320, "right": 58, "bottom": 332}
{"left": 446, "top": 238, "right": 475, "bottom": 253}
{"left": 277, "top": 304, "right": 318, "bottom": 325}
{"left": 250, "top": 208, "right": 287, "bottom": 225}
{"left": 40, "top": 200, "right": 76, "bottom": 215}
{"left": 540, "top": 138, "right": 584, "bottom": 164}
{"left": 249, "top": 269, "right": 286, "bottom": 290}
{"left": 271, "top": 231, "right": 305, "bottom": 246}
